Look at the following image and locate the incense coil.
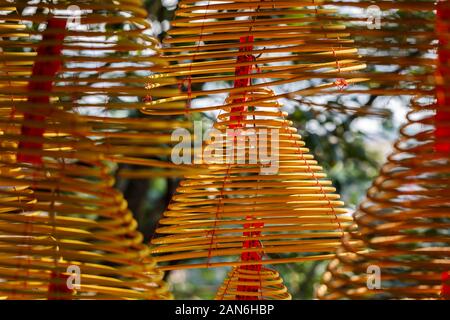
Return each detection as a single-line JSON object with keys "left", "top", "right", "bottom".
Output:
{"left": 325, "top": 0, "right": 440, "bottom": 98}
{"left": 141, "top": 0, "right": 436, "bottom": 117}
{"left": 288, "top": 0, "right": 437, "bottom": 117}
{"left": 0, "top": 4, "right": 172, "bottom": 300}
{"left": 317, "top": 99, "right": 450, "bottom": 300}
{"left": 0, "top": 0, "right": 193, "bottom": 175}
{"left": 151, "top": 87, "right": 354, "bottom": 270}
{"left": 317, "top": 2, "right": 450, "bottom": 300}
{"left": 215, "top": 266, "right": 292, "bottom": 300}
{"left": 0, "top": 107, "right": 173, "bottom": 300}
{"left": 316, "top": 0, "right": 437, "bottom": 96}
{"left": 142, "top": 0, "right": 367, "bottom": 116}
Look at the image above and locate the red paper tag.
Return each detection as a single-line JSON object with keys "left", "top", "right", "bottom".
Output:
{"left": 228, "top": 35, "right": 265, "bottom": 299}
{"left": 441, "top": 271, "right": 450, "bottom": 299}
{"left": 17, "top": 18, "right": 67, "bottom": 164}
{"left": 229, "top": 36, "right": 255, "bottom": 129}
{"left": 47, "top": 270, "right": 74, "bottom": 300}
{"left": 237, "top": 220, "right": 264, "bottom": 300}
{"left": 435, "top": 2, "right": 450, "bottom": 153}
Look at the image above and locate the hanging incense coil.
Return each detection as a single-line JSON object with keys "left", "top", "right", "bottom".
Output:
{"left": 141, "top": 0, "right": 439, "bottom": 117}
{"left": 314, "top": 0, "right": 436, "bottom": 94}
{"left": 215, "top": 266, "right": 291, "bottom": 300}
{"left": 151, "top": 87, "right": 353, "bottom": 270}
{"left": 0, "top": 0, "right": 194, "bottom": 176}
{"left": 286, "top": 0, "right": 437, "bottom": 117}
{"left": 316, "top": 98, "right": 450, "bottom": 300}
{"left": 0, "top": 5, "right": 172, "bottom": 300}
{"left": 0, "top": 108, "right": 173, "bottom": 299}
{"left": 318, "top": 0, "right": 437, "bottom": 96}
{"left": 317, "top": 1, "right": 449, "bottom": 300}
{"left": 142, "top": 0, "right": 368, "bottom": 116}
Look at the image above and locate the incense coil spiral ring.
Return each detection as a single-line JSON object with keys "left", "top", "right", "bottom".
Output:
{"left": 215, "top": 266, "right": 292, "bottom": 300}
{"left": 0, "top": 3, "right": 172, "bottom": 300}
{"left": 151, "top": 88, "right": 353, "bottom": 270}
{"left": 313, "top": 0, "right": 437, "bottom": 98}
{"left": 284, "top": 0, "right": 436, "bottom": 118}
{"left": 142, "top": 0, "right": 367, "bottom": 116}
{"left": 0, "top": 108, "right": 172, "bottom": 299}
{"left": 317, "top": 98, "right": 450, "bottom": 300}
{"left": 0, "top": 0, "right": 193, "bottom": 175}
{"left": 141, "top": 0, "right": 437, "bottom": 117}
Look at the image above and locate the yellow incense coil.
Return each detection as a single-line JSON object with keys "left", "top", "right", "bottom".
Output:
{"left": 0, "top": 110, "right": 173, "bottom": 299}
{"left": 211, "top": 0, "right": 437, "bottom": 117}
{"left": 142, "top": 0, "right": 437, "bottom": 117}
{"left": 215, "top": 266, "right": 292, "bottom": 300}
{"left": 151, "top": 87, "right": 354, "bottom": 270}
{"left": 317, "top": 1, "right": 449, "bottom": 300}
{"left": 142, "top": 0, "right": 367, "bottom": 116}
{"left": 317, "top": 99, "right": 450, "bottom": 300}
{"left": 281, "top": 0, "right": 436, "bottom": 117}
{"left": 0, "top": 0, "right": 193, "bottom": 175}
{"left": 320, "top": 0, "right": 437, "bottom": 96}
{"left": 0, "top": 3, "right": 173, "bottom": 300}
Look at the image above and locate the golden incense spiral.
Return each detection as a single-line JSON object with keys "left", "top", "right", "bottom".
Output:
{"left": 0, "top": 0, "right": 193, "bottom": 175}
{"left": 151, "top": 87, "right": 353, "bottom": 270}
{"left": 215, "top": 266, "right": 291, "bottom": 300}
{"left": 142, "top": 0, "right": 367, "bottom": 116}
{"left": 317, "top": 1, "right": 449, "bottom": 300}
{"left": 317, "top": 100, "right": 450, "bottom": 300}
{"left": 0, "top": 3, "right": 172, "bottom": 299}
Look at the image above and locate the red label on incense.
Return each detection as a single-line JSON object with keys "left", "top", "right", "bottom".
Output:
{"left": 441, "top": 271, "right": 450, "bottom": 299}
{"left": 229, "top": 36, "right": 255, "bottom": 129}
{"left": 47, "top": 270, "right": 74, "bottom": 300}
{"left": 436, "top": 2, "right": 450, "bottom": 300}
{"left": 229, "top": 35, "right": 265, "bottom": 299}
{"left": 236, "top": 221, "right": 264, "bottom": 300}
{"left": 17, "top": 18, "right": 67, "bottom": 164}
{"left": 436, "top": 2, "right": 450, "bottom": 153}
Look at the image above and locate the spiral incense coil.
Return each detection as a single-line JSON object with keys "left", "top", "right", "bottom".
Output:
{"left": 314, "top": 0, "right": 436, "bottom": 96}
{"left": 0, "top": 0, "right": 193, "bottom": 175}
{"left": 289, "top": 0, "right": 437, "bottom": 117}
{"left": 316, "top": 99, "right": 450, "bottom": 300}
{"left": 215, "top": 266, "right": 292, "bottom": 300}
{"left": 142, "top": 0, "right": 368, "bottom": 116}
{"left": 0, "top": 10, "right": 172, "bottom": 300}
{"left": 317, "top": 2, "right": 450, "bottom": 300}
{"left": 319, "top": 0, "right": 437, "bottom": 96}
{"left": 0, "top": 110, "right": 173, "bottom": 299}
{"left": 139, "top": 0, "right": 437, "bottom": 117}
{"left": 150, "top": 87, "right": 353, "bottom": 270}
